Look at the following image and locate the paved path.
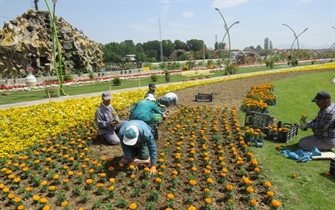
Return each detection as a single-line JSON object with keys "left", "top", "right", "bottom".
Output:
{"left": 0, "top": 80, "right": 189, "bottom": 110}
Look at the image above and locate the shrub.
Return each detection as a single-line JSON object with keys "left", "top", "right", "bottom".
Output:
{"left": 89, "top": 71, "right": 94, "bottom": 79}
{"left": 63, "top": 74, "right": 73, "bottom": 81}
{"left": 150, "top": 74, "right": 158, "bottom": 82}
{"left": 112, "top": 76, "right": 122, "bottom": 86}
{"left": 164, "top": 70, "right": 170, "bottom": 83}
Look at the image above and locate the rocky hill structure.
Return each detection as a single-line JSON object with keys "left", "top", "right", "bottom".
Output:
{"left": 0, "top": 9, "right": 104, "bottom": 79}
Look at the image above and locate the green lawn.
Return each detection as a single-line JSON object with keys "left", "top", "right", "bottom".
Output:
{"left": 0, "top": 61, "right": 318, "bottom": 105}
{"left": 248, "top": 71, "right": 335, "bottom": 210}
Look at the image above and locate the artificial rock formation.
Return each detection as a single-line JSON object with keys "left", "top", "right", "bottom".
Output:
{"left": 0, "top": 9, "right": 104, "bottom": 79}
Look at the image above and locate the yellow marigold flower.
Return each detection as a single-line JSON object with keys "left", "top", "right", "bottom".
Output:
{"left": 39, "top": 197, "right": 48, "bottom": 204}
{"left": 254, "top": 167, "right": 261, "bottom": 173}
{"left": 291, "top": 173, "right": 297, "bottom": 179}
{"left": 42, "top": 205, "right": 50, "bottom": 210}
{"left": 41, "top": 181, "right": 47, "bottom": 186}
{"left": 109, "top": 178, "right": 115, "bottom": 183}
{"left": 17, "top": 205, "right": 24, "bottom": 210}
{"left": 13, "top": 177, "right": 21, "bottom": 183}
{"left": 7, "top": 193, "right": 15, "bottom": 199}
{"left": 25, "top": 187, "right": 32, "bottom": 192}
{"left": 129, "top": 203, "right": 137, "bottom": 209}
{"left": 48, "top": 186, "right": 56, "bottom": 191}
{"left": 155, "top": 177, "right": 162, "bottom": 183}
{"left": 188, "top": 205, "right": 196, "bottom": 210}
{"left": 206, "top": 178, "right": 213, "bottom": 184}
{"left": 271, "top": 199, "right": 281, "bottom": 208}
{"left": 63, "top": 178, "right": 69, "bottom": 183}
{"left": 68, "top": 171, "right": 74, "bottom": 176}
{"left": 167, "top": 193, "right": 174, "bottom": 200}
{"left": 14, "top": 197, "right": 21, "bottom": 203}
{"left": 86, "top": 179, "right": 93, "bottom": 185}
{"left": 32, "top": 195, "right": 40, "bottom": 201}
{"left": 108, "top": 186, "right": 114, "bottom": 191}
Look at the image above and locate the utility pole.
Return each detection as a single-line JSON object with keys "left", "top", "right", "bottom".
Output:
{"left": 34, "top": 0, "right": 39, "bottom": 10}
{"left": 159, "top": 19, "right": 163, "bottom": 63}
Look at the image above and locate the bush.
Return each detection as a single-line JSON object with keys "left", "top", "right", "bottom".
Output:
{"left": 112, "top": 76, "right": 121, "bottom": 86}
{"left": 89, "top": 71, "right": 94, "bottom": 79}
{"left": 150, "top": 74, "right": 158, "bottom": 82}
{"left": 164, "top": 70, "right": 170, "bottom": 83}
{"left": 63, "top": 74, "right": 73, "bottom": 81}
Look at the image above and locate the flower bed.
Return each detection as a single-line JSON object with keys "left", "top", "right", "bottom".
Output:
{"left": 0, "top": 105, "right": 281, "bottom": 209}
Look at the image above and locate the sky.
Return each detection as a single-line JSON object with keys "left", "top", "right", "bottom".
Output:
{"left": 0, "top": 0, "right": 335, "bottom": 50}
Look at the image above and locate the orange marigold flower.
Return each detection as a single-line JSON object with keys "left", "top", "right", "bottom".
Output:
{"left": 264, "top": 181, "right": 272, "bottom": 188}
{"left": 167, "top": 193, "right": 174, "bottom": 200}
{"left": 250, "top": 199, "right": 257, "bottom": 206}
{"left": 189, "top": 179, "right": 197, "bottom": 186}
{"left": 267, "top": 191, "right": 274, "bottom": 197}
{"left": 204, "top": 197, "right": 211, "bottom": 204}
{"left": 61, "top": 201, "right": 68, "bottom": 207}
{"left": 271, "top": 199, "right": 281, "bottom": 208}
{"left": 291, "top": 173, "right": 297, "bottom": 179}
{"left": 226, "top": 184, "right": 233, "bottom": 191}
{"left": 188, "top": 205, "right": 196, "bottom": 210}
{"left": 246, "top": 186, "right": 254, "bottom": 194}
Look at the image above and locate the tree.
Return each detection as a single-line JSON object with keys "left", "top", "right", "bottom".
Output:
{"left": 264, "top": 37, "right": 269, "bottom": 50}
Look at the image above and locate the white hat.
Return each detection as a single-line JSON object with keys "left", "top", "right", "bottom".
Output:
{"left": 145, "top": 94, "right": 156, "bottom": 101}
{"left": 123, "top": 125, "right": 139, "bottom": 146}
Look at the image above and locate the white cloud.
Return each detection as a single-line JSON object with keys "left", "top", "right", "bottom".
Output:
{"left": 181, "top": 11, "right": 194, "bottom": 18}
{"left": 212, "top": 0, "right": 249, "bottom": 9}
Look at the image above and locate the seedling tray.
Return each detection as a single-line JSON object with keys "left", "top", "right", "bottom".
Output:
{"left": 195, "top": 93, "right": 214, "bottom": 102}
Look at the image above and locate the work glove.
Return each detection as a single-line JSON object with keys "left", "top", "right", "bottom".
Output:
{"left": 149, "top": 166, "right": 157, "bottom": 175}
{"left": 300, "top": 122, "right": 309, "bottom": 130}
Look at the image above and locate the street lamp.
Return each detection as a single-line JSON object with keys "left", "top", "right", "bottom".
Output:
{"left": 221, "top": 21, "right": 240, "bottom": 45}
{"left": 215, "top": 8, "right": 233, "bottom": 74}
{"left": 282, "top": 23, "right": 308, "bottom": 50}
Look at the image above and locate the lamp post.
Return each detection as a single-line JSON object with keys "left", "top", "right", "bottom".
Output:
{"left": 282, "top": 23, "right": 308, "bottom": 50}
{"left": 221, "top": 21, "right": 240, "bottom": 46}
{"left": 215, "top": 8, "right": 233, "bottom": 74}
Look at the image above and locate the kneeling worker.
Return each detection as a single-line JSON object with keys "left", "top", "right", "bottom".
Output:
{"left": 119, "top": 120, "right": 157, "bottom": 174}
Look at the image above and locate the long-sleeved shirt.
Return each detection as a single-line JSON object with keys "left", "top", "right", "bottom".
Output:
{"left": 119, "top": 120, "right": 157, "bottom": 165}
{"left": 310, "top": 102, "right": 335, "bottom": 138}
{"left": 129, "top": 99, "right": 164, "bottom": 123}
{"left": 95, "top": 103, "right": 119, "bottom": 135}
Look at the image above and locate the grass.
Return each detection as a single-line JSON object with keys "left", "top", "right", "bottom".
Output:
{"left": 0, "top": 60, "right": 318, "bottom": 105}
{"left": 247, "top": 71, "right": 335, "bottom": 210}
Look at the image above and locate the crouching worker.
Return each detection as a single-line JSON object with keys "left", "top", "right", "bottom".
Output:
{"left": 129, "top": 94, "right": 165, "bottom": 126}
{"left": 119, "top": 120, "right": 157, "bottom": 174}
{"left": 95, "top": 92, "right": 127, "bottom": 145}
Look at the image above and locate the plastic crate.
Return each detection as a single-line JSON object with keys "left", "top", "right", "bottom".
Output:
{"left": 244, "top": 111, "right": 274, "bottom": 128}
{"left": 158, "top": 98, "right": 176, "bottom": 107}
{"left": 195, "top": 93, "right": 214, "bottom": 102}
{"left": 268, "top": 121, "right": 299, "bottom": 143}
{"left": 330, "top": 158, "right": 335, "bottom": 177}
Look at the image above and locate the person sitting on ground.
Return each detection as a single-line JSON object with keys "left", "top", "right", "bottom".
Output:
{"left": 129, "top": 94, "right": 165, "bottom": 126}
{"left": 95, "top": 91, "right": 126, "bottom": 145}
{"left": 144, "top": 83, "right": 166, "bottom": 110}
{"left": 299, "top": 91, "right": 335, "bottom": 151}
{"left": 144, "top": 83, "right": 157, "bottom": 98}
{"left": 118, "top": 120, "right": 157, "bottom": 174}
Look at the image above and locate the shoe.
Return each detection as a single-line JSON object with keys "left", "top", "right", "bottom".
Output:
{"left": 133, "top": 157, "right": 150, "bottom": 165}
{"left": 119, "top": 157, "right": 129, "bottom": 164}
